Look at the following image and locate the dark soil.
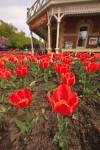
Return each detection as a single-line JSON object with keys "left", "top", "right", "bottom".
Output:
{"left": 0, "top": 82, "right": 100, "bottom": 150}
{"left": 69, "top": 96, "right": 100, "bottom": 150}
{"left": 0, "top": 82, "right": 58, "bottom": 150}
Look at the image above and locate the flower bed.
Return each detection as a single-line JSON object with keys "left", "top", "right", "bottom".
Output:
{"left": 0, "top": 51, "right": 100, "bottom": 150}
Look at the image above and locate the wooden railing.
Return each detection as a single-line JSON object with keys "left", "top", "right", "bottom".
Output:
{"left": 27, "top": 0, "right": 50, "bottom": 21}
{"left": 62, "top": 48, "right": 100, "bottom": 53}
{"left": 27, "top": 0, "right": 98, "bottom": 22}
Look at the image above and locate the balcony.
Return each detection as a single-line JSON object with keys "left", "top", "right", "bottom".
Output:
{"left": 27, "top": 0, "right": 96, "bottom": 23}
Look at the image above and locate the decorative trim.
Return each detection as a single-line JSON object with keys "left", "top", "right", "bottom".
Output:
{"left": 62, "top": 48, "right": 100, "bottom": 52}
{"left": 89, "top": 33, "right": 100, "bottom": 36}
{"left": 63, "top": 33, "right": 77, "bottom": 36}
{"left": 48, "top": 3, "right": 100, "bottom": 16}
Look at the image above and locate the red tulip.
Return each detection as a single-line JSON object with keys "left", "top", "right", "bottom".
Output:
{"left": 9, "top": 89, "right": 32, "bottom": 108}
{"left": 8, "top": 54, "right": 17, "bottom": 63}
{"left": 83, "top": 60, "right": 90, "bottom": 67}
{"left": 0, "top": 58, "right": 6, "bottom": 69}
{"left": 16, "top": 54, "right": 27, "bottom": 64}
{"left": 53, "top": 53, "right": 62, "bottom": 61}
{"left": 14, "top": 64, "right": 28, "bottom": 77}
{"left": 61, "top": 55, "right": 73, "bottom": 64}
{"left": 76, "top": 52, "right": 91, "bottom": 61}
{"left": 39, "top": 59, "right": 52, "bottom": 69}
{"left": 28, "top": 55, "right": 36, "bottom": 63}
{"left": 55, "top": 63, "right": 71, "bottom": 76}
{"left": 0, "top": 61, "right": 5, "bottom": 69}
{"left": 0, "top": 68, "right": 11, "bottom": 80}
{"left": 61, "top": 72, "right": 75, "bottom": 86}
{"left": 86, "top": 62, "right": 100, "bottom": 74}
{"left": 94, "top": 53, "right": 100, "bottom": 61}
{"left": 47, "top": 84, "right": 79, "bottom": 117}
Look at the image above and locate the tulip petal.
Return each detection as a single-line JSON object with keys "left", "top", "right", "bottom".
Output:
{"left": 54, "top": 101, "right": 72, "bottom": 117}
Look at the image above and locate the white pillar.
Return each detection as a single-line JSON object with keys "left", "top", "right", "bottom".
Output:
{"left": 47, "top": 22, "right": 51, "bottom": 53}
{"left": 55, "top": 21, "right": 60, "bottom": 52}
{"left": 30, "top": 31, "right": 34, "bottom": 54}
{"left": 54, "top": 10, "right": 64, "bottom": 53}
{"left": 47, "top": 14, "right": 52, "bottom": 53}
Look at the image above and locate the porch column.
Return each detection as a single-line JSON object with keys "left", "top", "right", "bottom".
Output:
{"left": 55, "top": 20, "right": 60, "bottom": 52}
{"left": 47, "top": 23, "right": 51, "bottom": 51}
{"left": 54, "top": 10, "right": 64, "bottom": 53}
{"left": 30, "top": 31, "right": 34, "bottom": 54}
{"left": 47, "top": 15, "right": 52, "bottom": 53}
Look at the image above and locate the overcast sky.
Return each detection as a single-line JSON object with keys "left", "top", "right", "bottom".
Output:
{"left": 0, "top": 0, "right": 36, "bottom": 37}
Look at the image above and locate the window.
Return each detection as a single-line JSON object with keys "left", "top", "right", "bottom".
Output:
{"left": 65, "top": 41, "right": 73, "bottom": 49}
{"left": 77, "top": 26, "right": 88, "bottom": 47}
{"left": 97, "top": 38, "right": 100, "bottom": 47}
{"left": 89, "top": 37, "right": 98, "bottom": 46}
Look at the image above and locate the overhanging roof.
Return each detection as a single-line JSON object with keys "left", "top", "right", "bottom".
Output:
{"left": 27, "top": 0, "right": 99, "bottom": 23}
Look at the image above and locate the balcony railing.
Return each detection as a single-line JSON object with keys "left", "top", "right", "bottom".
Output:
{"left": 27, "top": 0, "right": 50, "bottom": 21}
{"left": 27, "top": 0, "right": 97, "bottom": 22}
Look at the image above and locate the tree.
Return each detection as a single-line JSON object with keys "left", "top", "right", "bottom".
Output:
{"left": 0, "top": 20, "right": 39, "bottom": 50}
{"left": 10, "top": 32, "right": 30, "bottom": 49}
{"left": 0, "top": 20, "right": 17, "bottom": 38}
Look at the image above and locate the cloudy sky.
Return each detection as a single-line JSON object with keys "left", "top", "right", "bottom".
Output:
{"left": 0, "top": 0, "right": 36, "bottom": 37}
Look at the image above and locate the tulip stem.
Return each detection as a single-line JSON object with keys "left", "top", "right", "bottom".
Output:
{"left": 20, "top": 78, "right": 24, "bottom": 88}
{"left": 54, "top": 115, "right": 69, "bottom": 150}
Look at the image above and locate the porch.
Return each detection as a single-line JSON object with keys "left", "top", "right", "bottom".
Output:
{"left": 62, "top": 48, "right": 100, "bottom": 53}
{"left": 27, "top": 0, "right": 100, "bottom": 53}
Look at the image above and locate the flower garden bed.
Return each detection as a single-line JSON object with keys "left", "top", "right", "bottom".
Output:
{"left": 0, "top": 51, "right": 100, "bottom": 150}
